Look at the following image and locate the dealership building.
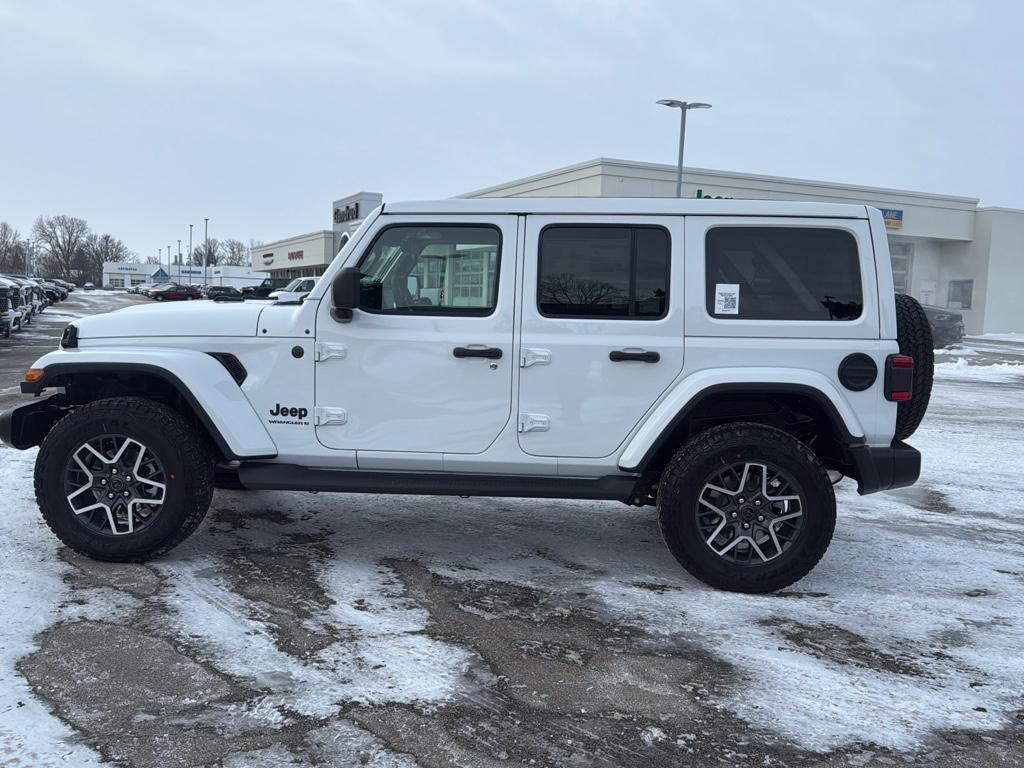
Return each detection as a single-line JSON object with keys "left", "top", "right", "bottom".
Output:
{"left": 102, "top": 262, "right": 264, "bottom": 290}
{"left": 253, "top": 159, "right": 1024, "bottom": 334}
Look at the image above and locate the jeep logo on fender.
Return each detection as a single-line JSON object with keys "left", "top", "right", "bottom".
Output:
{"left": 269, "top": 403, "right": 309, "bottom": 424}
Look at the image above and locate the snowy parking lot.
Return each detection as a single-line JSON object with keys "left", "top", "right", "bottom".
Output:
{"left": 1, "top": 295, "right": 1023, "bottom": 766}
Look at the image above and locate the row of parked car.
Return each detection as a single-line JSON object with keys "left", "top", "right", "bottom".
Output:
{"left": 0, "top": 275, "right": 74, "bottom": 339}
{"left": 127, "top": 276, "right": 313, "bottom": 302}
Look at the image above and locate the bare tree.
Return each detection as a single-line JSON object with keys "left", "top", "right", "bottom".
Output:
{"left": 191, "top": 238, "right": 222, "bottom": 267}
{"left": 33, "top": 215, "right": 89, "bottom": 281}
{"left": 220, "top": 238, "right": 249, "bottom": 266}
{"left": 539, "top": 274, "right": 627, "bottom": 309}
{"left": 77, "top": 233, "right": 132, "bottom": 285}
{"left": 0, "top": 222, "right": 21, "bottom": 272}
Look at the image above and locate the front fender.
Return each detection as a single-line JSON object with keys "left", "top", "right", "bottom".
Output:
{"left": 617, "top": 367, "right": 865, "bottom": 471}
{"left": 16, "top": 347, "right": 278, "bottom": 459}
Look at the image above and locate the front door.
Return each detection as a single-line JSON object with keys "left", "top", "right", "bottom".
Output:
{"left": 517, "top": 216, "right": 685, "bottom": 458}
{"left": 314, "top": 216, "right": 518, "bottom": 454}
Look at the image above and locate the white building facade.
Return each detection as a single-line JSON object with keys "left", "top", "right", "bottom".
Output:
{"left": 462, "top": 158, "right": 1024, "bottom": 335}
{"left": 254, "top": 192, "right": 384, "bottom": 281}
{"left": 102, "top": 262, "right": 264, "bottom": 289}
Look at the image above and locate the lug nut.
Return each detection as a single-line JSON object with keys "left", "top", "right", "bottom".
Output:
{"left": 754, "top": 499, "right": 762, "bottom": 507}
{"left": 123, "top": 491, "right": 130, "bottom": 497}
{"left": 731, "top": 511, "right": 738, "bottom": 518}
{"left": 100, "top": 479, "right": 107, "bottom": 486}
{"left": 107, "top": 492, "right": 114, "bottom": 499}
{"left": 111, "top": 468, "right": 118, "bottom": 475}
{"left": 742, "top": 522, "right": 750, "bottom": 529}
{"left": 757, "top": 515, "right": 765, "bottom": 522}
{"left": 738, "top": 497, "right": 746, "bottom": 504}
{"left": 125, "top": 476, "right": 133, "bottom": 482}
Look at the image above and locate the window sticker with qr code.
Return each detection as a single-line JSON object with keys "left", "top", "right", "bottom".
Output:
{"left": 715, "top": 283, "right": 740, "bottom": 315}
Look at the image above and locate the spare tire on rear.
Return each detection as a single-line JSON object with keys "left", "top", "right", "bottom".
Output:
{"left": 893, "top": 293, "right": 933, "bottom": 440}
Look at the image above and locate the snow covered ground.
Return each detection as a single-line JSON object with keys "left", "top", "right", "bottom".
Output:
{"left": 0, "top": 338, "right": 1022, "bottom": 764}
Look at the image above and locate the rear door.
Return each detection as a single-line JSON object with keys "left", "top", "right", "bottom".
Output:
{"left": 517, "top": 215, "right": 685, "bottom": 458}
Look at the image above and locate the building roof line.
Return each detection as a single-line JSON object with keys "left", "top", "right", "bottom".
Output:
{"left": 460, "top": 157, "right": 981, "bottom": 206}
{"left": 252, "top": 229, "right": 335, "bottom": 250}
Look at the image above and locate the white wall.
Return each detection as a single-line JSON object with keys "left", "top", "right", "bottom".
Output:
{"left": 977, "top": 209, "right": 1024, "bottom": 334}
{"left": 253, "top": 231, "right": 334, "bottom": 273}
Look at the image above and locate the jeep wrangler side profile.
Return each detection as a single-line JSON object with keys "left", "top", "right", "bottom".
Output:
{"left": 0, "top": 199, "right": 932, "bottom": 593}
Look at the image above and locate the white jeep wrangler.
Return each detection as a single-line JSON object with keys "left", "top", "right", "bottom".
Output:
{"left": 0, "top": 199, "right": 932, "bottom": 592}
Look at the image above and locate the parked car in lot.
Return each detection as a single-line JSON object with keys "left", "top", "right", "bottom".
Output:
{"left": 0, "top": 200, "right": 934, "bottom": 594}
{"left": 0, "top": 277, "right": 16, "bottom": 337}
{"left": 149, "top": 283, "right": 202, "bottom": 301}
{"left": 1, "top": 275, "right": 42, "bottom": 322}
{"left": 268, "top": 277, "right": 317, "bottom": 303}
{"left": 921, "top": 304, "right": 965, "bottom": 347}
{"left": 241, "top": 276, "right": 291, "bottom": 298}
{"left": 32, "top": 278, "right": 67, "bottom": 303}
{"left": 83, "top": 282, "right": 96, "bottom": 291}
{"left": 202, "top": 285, "right": 243, "bottom": 300}
{"left": 0, "top": 275, "right": 30, "bottom": 331}
{"left": 9, "top": 275, "right": 50, "bottom": 312}
{"left": 128, "top": 283, "right": 154, "bottom": 295}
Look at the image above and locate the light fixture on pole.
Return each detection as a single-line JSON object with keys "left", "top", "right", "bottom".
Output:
{"left": 177, "top": 239, "right": 183, "bottom": 283}
{"left": 203, "top": 218, "right": 209, "bottom": 286}
{"left": 656, "top": 99, "right": 712, "bottom": 197}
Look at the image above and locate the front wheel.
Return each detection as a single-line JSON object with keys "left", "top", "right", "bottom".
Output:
{"left": 658, "top": 423, "right": 836, "bottom": 593}
{"left": 34, "top": 397, "right": 215, "bottom": 561}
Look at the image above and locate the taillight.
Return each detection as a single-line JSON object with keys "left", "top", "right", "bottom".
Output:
{"left": 885, "top": 354, "right": 914, "bottom": 402}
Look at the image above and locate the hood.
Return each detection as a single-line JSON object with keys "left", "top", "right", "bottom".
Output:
{"left": 73, "top": 300, "right": 267, "bottom": 339}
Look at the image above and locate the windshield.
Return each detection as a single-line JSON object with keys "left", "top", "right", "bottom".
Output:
{"left": 282, "top": 278, "right": 305, "bottom": 292}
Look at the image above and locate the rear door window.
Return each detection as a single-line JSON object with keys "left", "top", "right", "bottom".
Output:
{"left": 538, "top": 226, "right": 669, "bottom": 319}
{"left": 705, "top": 226, "right": 862, "bottom": 321}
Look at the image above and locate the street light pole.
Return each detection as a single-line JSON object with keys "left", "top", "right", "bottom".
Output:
{"left": 167, "top": 244, "right": 172, "bottom": 280}
{"left": 189, "top": 224, "right": 194, "bottom": 285}
{"left": 656, "top": 99, "right": 712, "bottom": 197}
{"left": 177, "top": 239, "right": 183, "bottom": 283}
{"left": 203, "top": 218, "right": 209, "bottom": 286}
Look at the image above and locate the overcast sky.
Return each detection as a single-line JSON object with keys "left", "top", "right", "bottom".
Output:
{"left": 1, "top": 1, "right": 1022, "bottom": 258}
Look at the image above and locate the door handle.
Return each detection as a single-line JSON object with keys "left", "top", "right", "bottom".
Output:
{"left": 453, "top": 346, "right": 503, "bottom": 360}
{"left": 609, "top": 349, "right": 660, "bottom": 363}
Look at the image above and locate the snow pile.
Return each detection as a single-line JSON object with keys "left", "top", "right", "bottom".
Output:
{"left": 934, "top": 356, "right": 1024, "bottom": 381}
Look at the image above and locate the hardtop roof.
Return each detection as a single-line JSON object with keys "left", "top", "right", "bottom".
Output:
{"left": 382, "top": 197, "right": 871, "bottom": 218}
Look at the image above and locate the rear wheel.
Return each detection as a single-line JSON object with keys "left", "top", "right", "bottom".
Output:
{"left": 35, "top": 397, "right": 215, "bottom": 561}
{"left": 894, "top": 294, "right": 933, "bottom": 440}
{"left": 658, "top": 423, "right": 836, "bottom": 593}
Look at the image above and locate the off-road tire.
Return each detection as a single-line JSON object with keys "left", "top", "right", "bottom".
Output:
{"left": 35, "top": 397, "right": 215, "bottom": 561}
{"left": 894, "top": 293, "right": 933, "bottom": 440}
{"left": 658, "top": 423, "right": 836, "bottom": 593}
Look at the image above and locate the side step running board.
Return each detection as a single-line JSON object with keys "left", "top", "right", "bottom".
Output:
{"left": 236, "top": 463, "right": 638, "bottom": 503}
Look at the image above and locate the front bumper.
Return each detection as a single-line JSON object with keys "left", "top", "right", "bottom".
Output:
{"left": 0, "top": 394, "right": 69, "bottom": 450}
{"left": 848, "top": 441, "right": 921, "bottom": 495}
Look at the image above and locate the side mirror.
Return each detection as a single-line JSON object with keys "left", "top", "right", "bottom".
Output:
{"left": 331, "top": 267, "right": 361, "bottom": 322}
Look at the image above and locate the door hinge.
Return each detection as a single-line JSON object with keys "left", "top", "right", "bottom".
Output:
{"left": 315, "top": 342, "right": 348, "bottom": 362}
{"left": 315, "top": 406, "right": 348, "bottom": 426}
{"left": 520, "top": 348, "right": 552, "bottom": 368}
{"left": 518, "top": 413, "right": 550, "bottom": 433}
